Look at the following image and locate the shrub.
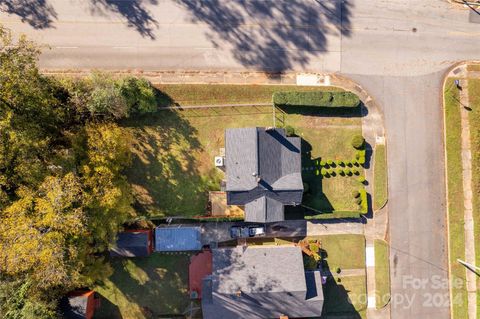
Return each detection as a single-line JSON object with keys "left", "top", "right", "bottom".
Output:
{"left": 345, "top": 169, "right": 352, "bottom": 176}
{"left": 320, "top": 160, "right": 327, "bottom": 166}
{"left": 358, "top": 189, "right": 368, "bottom": 213}
{"left": 303, "top": 182, "right": 310, "bottom": 193}
{"left": 310, "top": 243, "right": 320, "bottom": 253}
{"left": 321, "top": 168, "right": 328, "bottom": 176}
{"left": 353, "top": 169, "right": 360, "bottom": 175}
{"left": 339, "top": 170, "right": 346, "bottom": 176}
{"left": 329, "top": 170, "right": 336, "bottom": 177}
{"left": 356, "top": 149, "right": 366, "bottom": 159}
{"left": 352, "top": 135, "right": 365, "bottom": 149}
{"left": 88, "top": 73, "right": 128, "bottom": 119}
{"left": 358, "top": 156, "right": 366, "bottom": 165}
{"left": 272, "top": 91, "right": 360, "bottom": 108}
{"left": 327, "top": 159, "right": 334, "bottom": 166}
{"left": 336, "top": 160, "right": 343, "bottom": 166}
{"left": 285, "top": 125, "right": 295, "bottom": 136}
{"left": 120, "top": 77, "right": 157, "bottom": 114}
{"left": 358, "top": 176, "right": 366, "bottom": 184}
{"left": 353, "top": 190, "right": 360, "bottom": 198}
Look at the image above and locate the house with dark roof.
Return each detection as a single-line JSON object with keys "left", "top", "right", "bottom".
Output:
{"left": 201, "top": 246, "right": 324, "bottom": 319}
{"left": 109, "top": 229, "right": 153, "bottom": 257}
{"left": 225, "top": 127, "right": 303, "bottom": 223}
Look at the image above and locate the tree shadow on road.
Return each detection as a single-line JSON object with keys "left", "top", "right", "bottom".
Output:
{"left": 0, "top": 0, "right": 57, "bottom": 29}
{"left": 178, "top": 0, "right": 353, "bottom": 72}
{"left": 87, "top": 0, "right": 159, "bottom": 39}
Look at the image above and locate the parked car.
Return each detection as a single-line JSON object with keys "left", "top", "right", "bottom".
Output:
{"left": 230, "top": 225, "right": 266, "bottom": 239}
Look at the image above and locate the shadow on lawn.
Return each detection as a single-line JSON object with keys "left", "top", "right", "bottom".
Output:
{"left": 121, "top": 91, "right": 220, "bottom": 217}
{"left": 96, "top": 255, "right": 192, "bottom": 318}
{"left": 319, "top": 259, "right": 363, "bottom": 318}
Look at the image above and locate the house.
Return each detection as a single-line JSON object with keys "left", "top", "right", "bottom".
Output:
{"left": 59, "top": 290, "right": 100, "bottom": 319}
{"left": 225, "top": 127, "right": 303, "bottom": 223}
{"left": 201, "top": 246, "right": 324, "bottom": 319}
{"left": 154, "top": 226, "right": 202, "bottom": 252}
{"left": 109, "top": 229, "right": 153, "bottom": 257}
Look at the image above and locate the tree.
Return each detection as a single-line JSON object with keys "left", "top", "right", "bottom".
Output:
{"left": 120, "top": 76, "right": 157, "bottom": 114}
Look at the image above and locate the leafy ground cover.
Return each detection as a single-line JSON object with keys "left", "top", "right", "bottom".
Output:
{"left": 443, "top": 78, "right": 468, "bottom": 318}
{"left": 374, "top": 240, "right": 390, "bottom": 309}
{"left": 94, "top": 254, "right": 193, "bottom": 319}
{"left": 373, "top": 145, "right": 388, "bottom": 211}
{"left": 122, "top": 84, "right": 365, "bottom": 218}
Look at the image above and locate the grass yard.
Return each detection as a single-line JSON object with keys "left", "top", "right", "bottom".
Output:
{"left": 322, "top": 275, "right": 367, "bottom": 318}
{"left": 466, "top": 79, "right": 480, "bottom": 317}
{"left": 122, "top": 84, "right": 364, "bottom": 218}
{"left": 154, "top": 84, "right": 342, "bottom": 106}
{"left": 309, "top": 234, "right": 366, "bottom": 270}
{"left": 444, "top": 78, "right": 468, "bottom": 318}
{"left": 374, "top": 240, "right": 390, "bottom": 309}
{"left": 94, "top": 254, "right": 192, "bottom": 319}
{"left": 373, "top": 145, "right": 388, "bottom": 211}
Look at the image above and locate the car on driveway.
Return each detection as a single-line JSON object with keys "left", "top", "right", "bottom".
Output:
{"left": 230, "top": 225, "right": 266, "bottom": 239}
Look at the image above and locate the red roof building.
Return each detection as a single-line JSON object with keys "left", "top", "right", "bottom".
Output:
{"left": 189, "top": 249, "right": 213, "bottom": 299}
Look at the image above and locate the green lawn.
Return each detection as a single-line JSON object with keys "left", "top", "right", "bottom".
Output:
{"left": 154, "top": 84, "right": 342, "bottom": 106}
{"left": 322, "top": 275, "right": 367, "bottom": 318}
{"left": 122, "top": 85, "right": 364, "bottom": 218}
{"left": 467, "top": 79, "right": 480, "bottom": 317}
{"left": 94, "top": 254, "right": 192, "bottom": 319}
{"left": 373, "top": 145, "right": 388, "bottom": 211}
{"left": 444, "top": 78, "right": 468, "bottom": 319}
{"left": 309, "top": 234, "right": 366, "bottom": 270}
{"left": 374, "top": 240, "right": 390, "bottom": 309}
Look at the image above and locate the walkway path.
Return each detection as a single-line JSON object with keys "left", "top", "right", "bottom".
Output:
{"left": 459, "top": 76, "right": 477, "bottom": 319}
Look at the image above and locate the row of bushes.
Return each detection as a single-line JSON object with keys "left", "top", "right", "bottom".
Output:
{"left": 354, "top": 189, "right": 368, "bottom": 213}
{"left": 273, "top": 91, "right": 361, "bottom": 108}
{"left": 321, "top": 159, "right": 362, "bottom": 168}
{"left": 320, "top": 168, "right": 362, "bottom": 177}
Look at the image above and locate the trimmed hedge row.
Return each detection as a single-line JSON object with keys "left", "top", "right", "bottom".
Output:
{"left": 273, "top": 91, "right": 361, "bottom": 108}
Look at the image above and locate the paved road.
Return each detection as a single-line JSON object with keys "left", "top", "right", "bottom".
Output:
{"left": 2, "top": 1, "right": 480, "bottom": 318}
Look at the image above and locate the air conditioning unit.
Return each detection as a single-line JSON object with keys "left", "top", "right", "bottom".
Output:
{"left": 214, "top": 156, "right": 224, "bottom": 167}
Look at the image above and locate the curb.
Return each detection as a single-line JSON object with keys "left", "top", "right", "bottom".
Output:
{"left": 441, "top": 60, "right": 470, "bottom": 319}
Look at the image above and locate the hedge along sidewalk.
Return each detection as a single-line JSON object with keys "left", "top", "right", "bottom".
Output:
{"left": 272, "top": 91, "right": 361, "bottom": 107}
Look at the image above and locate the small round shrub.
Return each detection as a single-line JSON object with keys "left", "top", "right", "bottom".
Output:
{"left": 353, "top": 161, "right": 359, "bottom": 167}
{"left": 353, "top": 169, "right": 360, "bottom": 175}
{"left": 336, "top": 267, "right": 341, "bottom": 274}
{"left": 285, "top": 125, "right": 295, "bottom": 136}
{"left": 358, "top": 176, "right": 366, "bottom": 183}
{"left": 321, "top": 168, "right": 327, "bottom": 176}
{"left": 353, "top": 190, "right": 360, "bottom": 198}
{"left": 330, "top": 170, "right": 336, "bottom": 177}
{"left": 358, "top": 156, "right": 366, "bottom": 165}
{"left": 351, "top": 135, "right": 365, "bottom": 149}
{"left": 345, "top": 168, "right": 352, "bottom": 175}
{"left": 303, "top": 182, "right": 310, "bottom": 193}
{"left": 320, "top": 160, "right": 327, "bottom": 166}
{"left": 336, "top": 160, "right": 343, "bottom": 166}
{"left": 339, "top": 170, "right": 345, "bottom": 176}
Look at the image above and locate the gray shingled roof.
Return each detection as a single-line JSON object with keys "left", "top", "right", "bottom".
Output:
{"left": 110, "top": 231, "right": 151, "bottom": 257}
{"left": 225, "top": 127, "right": 303, "bottom": 223}
{"left": 202, "top": 246, "right": 324, "bottom": 319}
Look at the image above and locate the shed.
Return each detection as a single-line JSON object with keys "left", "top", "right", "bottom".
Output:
{"left": 189, "top": 249, "right": 213, "bottom": 299}
{"left": 110, "top": 229, "right": 153, "bottom": 257}
{"left": 59, "top": 290, "right": 99, "bottom": 319}
{"left": 155, "top": 227, "right": 202, "bottom": 252}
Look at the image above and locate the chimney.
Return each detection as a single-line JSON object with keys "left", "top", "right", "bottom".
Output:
{"left": 279, "top": 316, "right": 289, "bottom": 319}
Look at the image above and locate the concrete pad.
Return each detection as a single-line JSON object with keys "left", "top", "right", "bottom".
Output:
{"left": 366, "top": 246, "right": 375, "bottom": 267}
{"left": 368, "top": 296, "right": 376, "bottom": 309}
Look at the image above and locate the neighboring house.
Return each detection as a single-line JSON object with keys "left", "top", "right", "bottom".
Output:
{"left": 155, "top": 226, "right": 202, "bottom": 252}
{"left": 225, "top": 127, "right": 303, "bottom": 223}
{"left": 59, "top": 290, "right": 100, "bottom": 319}
{"left": 202, "top": 246, "right": 324, "bottom": 319}
{"left": 109, "top": 229, "right": 153, "bottom": 257}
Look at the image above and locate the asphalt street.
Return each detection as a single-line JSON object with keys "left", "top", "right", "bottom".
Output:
{"left": 2, "top": 0, "right": 480, "bottom": 318}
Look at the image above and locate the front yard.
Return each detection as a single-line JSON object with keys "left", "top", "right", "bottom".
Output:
{"left": 94, "top": 254, "right": 193, "bottom": 318}
{"left": 121, "top": 84, "right": 367, "bottom": 219}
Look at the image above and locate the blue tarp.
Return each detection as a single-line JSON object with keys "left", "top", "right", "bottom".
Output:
{"left": 155, "top": 227, "right": 202, "bottom": 252}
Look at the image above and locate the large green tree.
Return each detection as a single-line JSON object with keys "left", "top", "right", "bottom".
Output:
{"left": 0, "top": 25, "right": 139, "bottom": 317}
